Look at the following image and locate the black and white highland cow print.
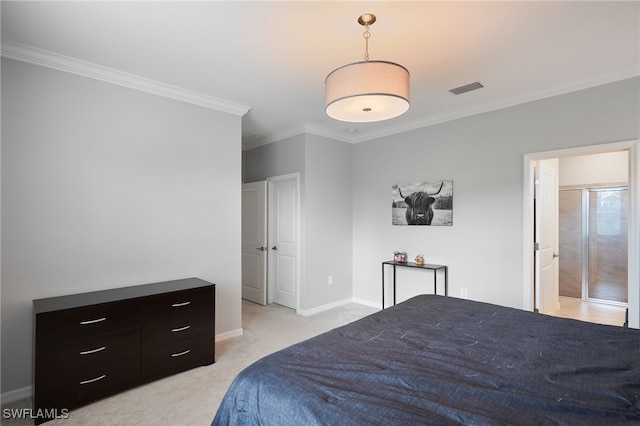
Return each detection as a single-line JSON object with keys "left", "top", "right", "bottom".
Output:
{"left": 392, "top": 180, "right": 453, "bottom": 226}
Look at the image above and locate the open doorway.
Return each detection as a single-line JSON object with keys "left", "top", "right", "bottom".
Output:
{"left": 554, "top": 157, "right": 629, "bottom": 326}
{"left": 241, "top": 174, "right": 300, "bottom": 310}
{"left": 523, "top": 140, "right": 639, "bottom": 329}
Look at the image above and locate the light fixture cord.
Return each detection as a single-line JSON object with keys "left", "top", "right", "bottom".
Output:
{"left": 363, "top": 24, "right": 370, "bottom": 61}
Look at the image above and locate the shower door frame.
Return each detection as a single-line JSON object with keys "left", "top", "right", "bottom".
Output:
{"left": 560, "top": 185, "right": 629, "bottom": 306}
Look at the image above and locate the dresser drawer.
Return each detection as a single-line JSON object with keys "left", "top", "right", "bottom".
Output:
{"left": 141, "top": 307, "right": 214, "bottom": 349}
{"left": 141, "top": 286, "right": 214, "bottom": 321}
{"left": 35, "top": 354, "right": 140, "bottom": 414}
{"left": 33, "top": 278, "right": 215, "bottom": 421}
{"left": 35, "top": 327, "right": 140, "bottom": 380}
{"left": 141, "top": 333, "right": 214, "bottom": 381}
{"left": 35, "top": 300, "right": 140, "bottom": 347}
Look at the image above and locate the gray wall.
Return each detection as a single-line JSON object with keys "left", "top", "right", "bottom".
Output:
{"left": 243, "top": 134, "right": 354, "bottom": 311}
{"left": 304, "top": 134, "right": 353, "bottom": 309}
{"left": 243, "top": 134, "right": 305, "bottom": 183}
{"left": 351, "top": 78, "right": 639, "bottom": 310}
{"left": 1, "top": 59, "right": 243, "bottom": 394}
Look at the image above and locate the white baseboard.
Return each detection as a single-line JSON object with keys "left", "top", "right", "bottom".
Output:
{"left": 1, "top": 386, "right": 32, "bottom": 405}
{"left": 215, "top": 328, "right": 243, "bottom": 342}
{"left": 297, "top": 298, "right": 353, "bottom": 316}
{"left": 297, "top": 297, "right": 381, "bottom": 316}
{"left": 351, "top": 297, "right": 381, "bottom": 309}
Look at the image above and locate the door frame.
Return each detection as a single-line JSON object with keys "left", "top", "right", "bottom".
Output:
{"left": 267, "top": 173, "right": 301, "bottom": 309}
{"left": 522, "top": 140, "right": 639, "bottom": 328}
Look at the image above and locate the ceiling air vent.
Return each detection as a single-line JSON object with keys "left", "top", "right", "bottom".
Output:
{"left": 449, "top": 81, "right": 484, "bottom": 95}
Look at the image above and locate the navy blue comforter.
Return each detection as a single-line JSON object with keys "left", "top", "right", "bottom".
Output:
{"left": 212, "top": 295, "right": 640, "bottom": 425}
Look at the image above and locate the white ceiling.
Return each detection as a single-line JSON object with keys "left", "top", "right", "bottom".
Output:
{"left": 2, "top": 1, "right": 639, "bottom": 150}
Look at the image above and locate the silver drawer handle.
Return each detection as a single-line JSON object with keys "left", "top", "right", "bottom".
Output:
{"left": 80, "top": 346, "right": 106, "bottom": 355}
{"left": 171, "top": 350, "right": 190, "bottom": 358}
{"left": 80, "top": 317, "right": 106, "bottom": 325}
{"left": 171, "top": 325, "right": 191, "bottom": 333}
{"left": 80, "top": 374, "right": 106, "bottom": 385}
{"left": 172, "top": 301, "right": 191, "bottom": 307}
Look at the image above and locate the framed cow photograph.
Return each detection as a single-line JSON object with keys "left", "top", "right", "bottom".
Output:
{"left": 392, "top": 180, "right": 453, "bottom": 226}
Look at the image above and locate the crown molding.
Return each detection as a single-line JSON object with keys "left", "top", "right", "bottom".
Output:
{"left": 365, "top": 63, "right": 640, "bottom": 143}
{"left": 242, "top": 124, "right": 307, "bottom": 150}
{"left": 247, "top": 63, "right": 640, "bottom": 149}
{"left": 4, "top": 40, "right": 635, "bottom": 147}
{"left": 405, "top": 63, "right": 640, "bottom": 134}
{"left": 242, "top": 123, "right": 353, "bottom": 150}
{"left": 302, "top": 123, "right": 354, "bottom": 143}
{"left": 1, "top": 41, "right": 251, "bottom": 116}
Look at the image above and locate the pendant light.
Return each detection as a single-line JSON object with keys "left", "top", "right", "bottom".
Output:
{"left": 325, "top": 13, "right": 410, "bottom": 123}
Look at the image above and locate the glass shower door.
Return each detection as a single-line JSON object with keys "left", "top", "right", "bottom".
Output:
{"left": 587, "top": 188, "right": 628, "bottom": 303}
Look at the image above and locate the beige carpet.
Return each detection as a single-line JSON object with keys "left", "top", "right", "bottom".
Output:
{"left": 1, "top": 300, "right": 378, "bottom": 425}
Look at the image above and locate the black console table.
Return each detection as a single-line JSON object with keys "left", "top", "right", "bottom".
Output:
{"left": 381, "top": 261, "right": 448, "bottom": 308}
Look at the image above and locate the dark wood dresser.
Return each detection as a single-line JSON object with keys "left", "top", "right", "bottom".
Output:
{"left": 33, "top": 278, "right": 215, "bottom": 424}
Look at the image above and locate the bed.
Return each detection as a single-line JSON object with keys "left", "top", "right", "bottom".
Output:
{"left": 212, "top": 295, "right": 640, "bottom": 425}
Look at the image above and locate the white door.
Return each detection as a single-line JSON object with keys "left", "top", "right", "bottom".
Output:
{"left": 535, "top": 159, "right": 560, "bottom": 314}
{"left": 241, "top": 181, "right": 267, "bottom": 305}
{"left": 268, "top": 175, "right": 299, "bottom": 309}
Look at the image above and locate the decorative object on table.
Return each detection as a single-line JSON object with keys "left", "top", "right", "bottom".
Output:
{"left": 393, "top": 251, "right": 407, "bottom": 263}
{"left": 391, "top": 180, "right": 453, "bottom": 226}
{"left": 415, "top": 254, "right": 424, "bottom": 265}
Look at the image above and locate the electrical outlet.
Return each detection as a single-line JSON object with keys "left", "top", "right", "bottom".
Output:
{"left": 460, "top": 289, "right": 468, "bottom": 299}
{"left": 328, "top": 275, "right": 334, "bottom": 286}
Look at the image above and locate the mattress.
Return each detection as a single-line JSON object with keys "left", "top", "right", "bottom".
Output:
{"left": 212, "top": 295, "right": 640, "bottom": 425}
